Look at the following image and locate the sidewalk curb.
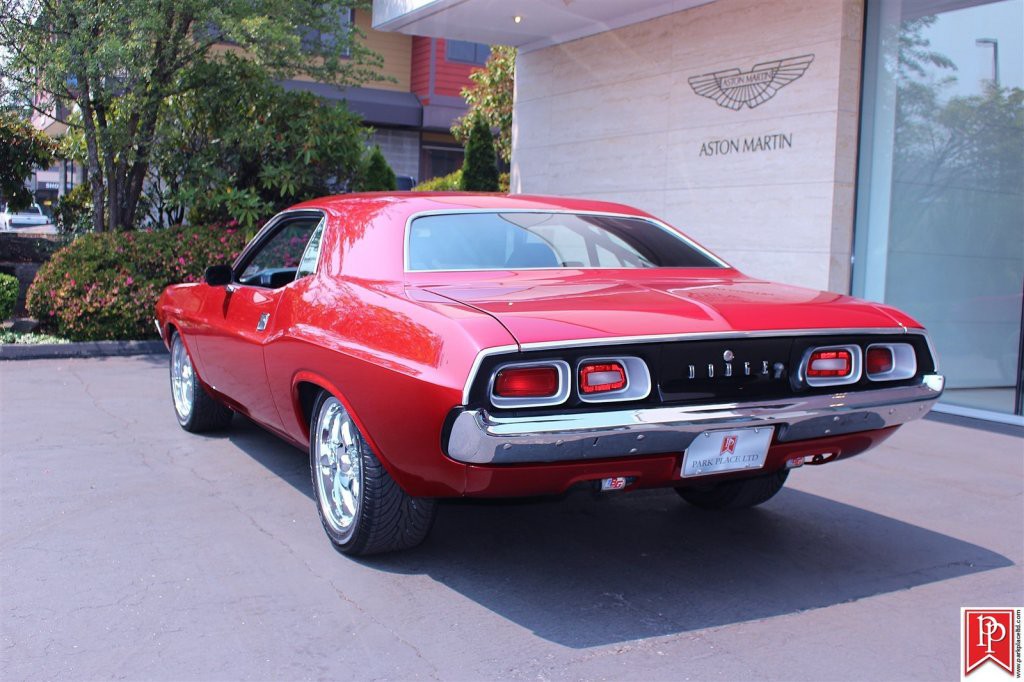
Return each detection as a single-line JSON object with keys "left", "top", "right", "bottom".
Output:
{"left": 0, "top": 340, "right": 167, "bottom": 361}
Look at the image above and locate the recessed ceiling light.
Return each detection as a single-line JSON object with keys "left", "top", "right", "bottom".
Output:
{"left": 513, "top": 15, "right": 522, "bottom": 24}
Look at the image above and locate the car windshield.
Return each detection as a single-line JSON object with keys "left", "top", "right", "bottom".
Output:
{"left": 407, "top": 212, "right": 723, "bottom": 271}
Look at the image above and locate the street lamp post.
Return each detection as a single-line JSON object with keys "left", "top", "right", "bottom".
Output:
{"left": 975, "top": 38, "right": 1000, "bottom": 87}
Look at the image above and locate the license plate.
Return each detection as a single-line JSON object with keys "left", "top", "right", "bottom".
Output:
{"left": 681, "top": 427, "right": 774, "bottom": 478}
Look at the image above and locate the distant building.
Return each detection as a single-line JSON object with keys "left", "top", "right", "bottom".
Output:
{"left": 281, "top": 9, "right": 488, "bottom": 184}
{"left": 29, "top": 99, "right": 84, "bottom": 220}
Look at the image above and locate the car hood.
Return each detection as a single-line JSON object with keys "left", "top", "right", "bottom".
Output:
{"left": 421, "top": 271, "right": 909, "bottom": 346}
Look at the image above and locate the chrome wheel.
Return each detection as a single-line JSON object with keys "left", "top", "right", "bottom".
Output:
{"left": 314, "top": 398, "right": 363, "bottom": 538}
{"left": 170, "top": 335, "right": 194, "bottom": 421}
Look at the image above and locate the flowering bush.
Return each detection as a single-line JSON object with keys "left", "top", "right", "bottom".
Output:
{"left": 27, "top": 225, "right": 248, "bottom": 341}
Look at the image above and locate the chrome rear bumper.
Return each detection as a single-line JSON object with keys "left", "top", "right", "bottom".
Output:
{"left": 446, "top": 374, "right": 944, "bottom": 465}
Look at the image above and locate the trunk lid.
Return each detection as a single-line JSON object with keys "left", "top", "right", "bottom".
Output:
{"left": 421, "top": 271, "right": 904, "bottom": 346}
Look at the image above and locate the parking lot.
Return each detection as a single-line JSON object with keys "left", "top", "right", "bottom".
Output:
{"left": 1, "top": 355, "right": 1021, "bottom": 681}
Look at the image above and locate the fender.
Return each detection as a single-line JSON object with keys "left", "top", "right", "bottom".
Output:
{"left": 288, "top": 370, "right": 420, "bottom": 488}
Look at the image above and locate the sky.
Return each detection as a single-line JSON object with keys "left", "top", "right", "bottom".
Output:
{"left": 921, "top": 0, "right": 1024, "bottom": 97}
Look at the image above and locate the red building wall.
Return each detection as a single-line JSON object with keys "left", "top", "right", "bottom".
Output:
{"left": 411, "top": 37, "right": 485, "bottom": 105}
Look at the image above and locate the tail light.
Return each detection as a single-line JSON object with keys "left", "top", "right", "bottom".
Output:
{"left": 580, "top": 361, "right": 627, "bottom": 394}
{"left": 866, "top": 346, "right": 894, "bottom": 375}
{"left": 494, "top": 366, "right": 559, "bottom": 397}
{"left": 576, "top": 356, "right": 652, "bottom": 403}
{"left": 866, "top": 343, "right": 917, "bottom": 381}
{"left": 807, "top": 349, "right": 852, "bottom": 378}
{"left": 802, "top": 345, "right": 861, "bottom": 387}
{"left": 489, "top": 361, "right": 570, "bottom": 408}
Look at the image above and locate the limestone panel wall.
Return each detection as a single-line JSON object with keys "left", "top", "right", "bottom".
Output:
{"left": 512, "top": 0, "right": 863, "bottom": 292}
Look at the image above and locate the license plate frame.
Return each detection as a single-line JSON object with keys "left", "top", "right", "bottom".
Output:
{"left": 681, "top": 426, "right": 775, "bottom": 478}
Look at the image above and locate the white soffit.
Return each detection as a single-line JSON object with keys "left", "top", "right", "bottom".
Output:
{"left": 372, "top": 0, "right": 717, "bottom": 52}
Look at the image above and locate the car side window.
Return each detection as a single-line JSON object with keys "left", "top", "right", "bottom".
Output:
{"left": 237, "top": 216, "right": 323, "bottom": 288}
{"left": 295, "top": 218, "right": 325, "bottom": 279}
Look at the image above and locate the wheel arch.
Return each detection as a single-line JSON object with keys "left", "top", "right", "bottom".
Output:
{"left": 163, "top": 321, "right": 179, "bottom": 349}
{"left": 289, "top": 371, "right": 405, "bottom": 485}
{"left": 166, "top": 325, "right": 223, "bottom": 399}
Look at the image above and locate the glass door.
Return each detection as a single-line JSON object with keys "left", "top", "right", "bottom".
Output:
{"left": 855, "top": 0, "right": 1024, "bottom": 421}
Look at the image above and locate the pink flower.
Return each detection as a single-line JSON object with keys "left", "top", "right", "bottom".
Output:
{"left": 178, "top": 257, "right": 186, "bottom": 265}
{"left": 126, "top": 277, "right": 134, "bottom": 285}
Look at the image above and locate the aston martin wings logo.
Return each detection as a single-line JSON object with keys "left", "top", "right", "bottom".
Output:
{"left": 688, "top": 54, "right": 814, "bottom": 110}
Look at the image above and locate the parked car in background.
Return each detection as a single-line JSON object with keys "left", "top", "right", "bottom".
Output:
{"left": 0, "top": 203, "right": 51, "bottom": 230}
{"left": 156, "top": 193, "right": 944, "bottom": 556}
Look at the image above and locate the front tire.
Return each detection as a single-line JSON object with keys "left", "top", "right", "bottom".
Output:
{"left": 309, "top": 391, "right": 436, "bottom": 556}
{"left": 675, "top": 469, "right": 789, "bottom": 510}
{"left": 169, "top": 332, "right": 233, "bottom": 432}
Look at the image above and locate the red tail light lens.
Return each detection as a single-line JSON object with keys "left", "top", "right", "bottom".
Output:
{"left": 866, "top": 346, "right": 894, "bottom": 375}
{"left": 580, "top": 362, "right": 627, "bottom": 394}
{"left": 494, "top": 366, "right": 560, "bottom": 398}
{"left": 807, "top": 349, "right": 852, "bottom": 378}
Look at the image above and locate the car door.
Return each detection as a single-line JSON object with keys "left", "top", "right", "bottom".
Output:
{"left": 197, "top": 212, "right": 325, "bottom": 430}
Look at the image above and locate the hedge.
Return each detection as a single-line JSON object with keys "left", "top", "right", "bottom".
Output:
{"left": 413, "top": 169, "right": 462, "bottom": 191}
{"left": 0, "top": 273, "right": 18, "bottom": 321}
{"left": 413, "top": 169, "right": 509, "bottom": 192}
{"left": 27, "top": 225, "right": 248, "bottom": 341}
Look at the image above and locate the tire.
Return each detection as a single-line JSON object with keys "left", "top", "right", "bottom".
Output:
{"left": 675, "top": 469, "right": 789, "bottom": 510}
{"left": 169, "top": 331, "right": 233, "bottom": 432}
{"left": 309, "top": 391, "right": 436, "bottom": 556}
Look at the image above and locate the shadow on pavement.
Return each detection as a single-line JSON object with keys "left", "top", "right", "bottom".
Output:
{"left": 227, "top": 414, "right": 1013, "bottom": 649}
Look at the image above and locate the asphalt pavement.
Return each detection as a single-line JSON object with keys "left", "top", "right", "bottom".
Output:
{"left": 1, "top": 356, "right": 1021, "bottom": 681}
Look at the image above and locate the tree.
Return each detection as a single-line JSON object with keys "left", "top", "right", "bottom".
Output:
{"left": 460, "top": 115, "right": 500, "bottom": 191}
{"left": 1, "top": 0, "right": 383, "bottom": 231}
{"left": 452, "top": 45, "right": 515, "bottom": 163}
{"left": 0, "top": 112, "right": 57, "bottom": 210}
{"left": 133, "top": 58, "right": 368, "bottom": 228}
{"left": 358, "top": 146, "right": 397, "bottom": 191}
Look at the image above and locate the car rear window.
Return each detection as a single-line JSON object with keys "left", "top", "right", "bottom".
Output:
{"left": 407, "top": 212, "right": 723, "bottom": 271}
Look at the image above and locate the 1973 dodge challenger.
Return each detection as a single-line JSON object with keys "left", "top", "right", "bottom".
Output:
{"left": 156, "top": 193, "right": 944, "bottom": 555}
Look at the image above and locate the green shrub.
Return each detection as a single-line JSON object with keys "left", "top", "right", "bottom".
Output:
{"left": 0, "top": 273, "right": 18, "bottom": 321}
{"left": 54, "top": 183, "right": 93, "bottom": 233}
{"left": 27, "top": 224, "right": 248, "bottom": 341}
{"left": 460, "top": 115, "right": 499, "bottom": 191}
{"left": 413, "top": 169, "right": 463, "bottom": 191}
{"left": 358, "top": 146, "right": 397, "bottom": 191}
{"left": 498, "top": 172, "right": 510, "bottom": 193}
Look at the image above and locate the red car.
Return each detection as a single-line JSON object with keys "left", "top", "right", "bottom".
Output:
{"left": 156, "top": 194, "right": 944, "bottom": 555}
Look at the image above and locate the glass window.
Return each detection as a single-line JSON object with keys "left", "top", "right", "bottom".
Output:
{"left": 238, "top": 216, "right": 324, "bottom": 288}
{"left": 301, "top": 8, "right": 354, "bottom": 56}
{"left": 446, "top": 40, "right": 490, "bottom": 65}
{"left": 854, "top": 0, "right": 1024, "bottom": 418}
{"left": 407, "top": 212, "right": 722, "bottom": 271}
{"left": 420, "top": 146, "right": 464, "bottom": 181}
{"left": 296, "top": 219, "right": 325, "bottom": 279}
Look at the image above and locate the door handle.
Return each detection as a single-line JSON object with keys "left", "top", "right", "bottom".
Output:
{"left": 257, "top": 313, "right": 270, "bottom": 331}
{"left": 226, "top": 284, "right": 239, "bottom": 294}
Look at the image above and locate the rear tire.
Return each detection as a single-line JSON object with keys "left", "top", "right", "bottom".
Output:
{"left": 169, "top": 332, "right": 233, "bottom": 432}
{"left": 309, "top": 391, "right": 436, "bottom": 556}
{"left": 675, "top": 469, "right": 789, "bottom": 510}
